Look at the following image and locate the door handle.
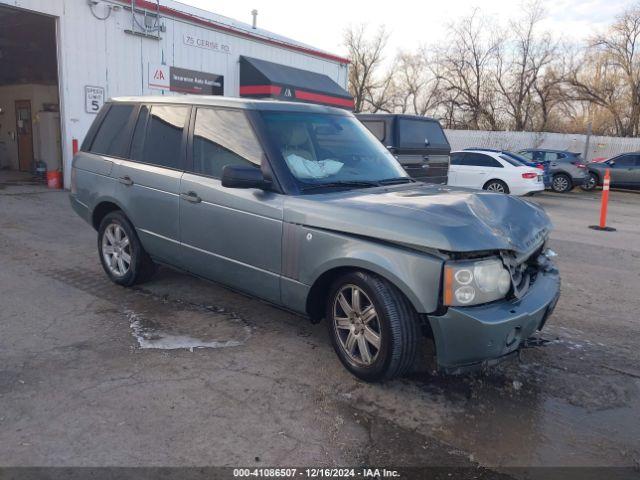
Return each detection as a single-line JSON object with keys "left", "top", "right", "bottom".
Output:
{"left": 118, "top": 176, "right": 133, "bottom": 186}
{"left": 180, "top": 191, "right": 201, "bottom": 203}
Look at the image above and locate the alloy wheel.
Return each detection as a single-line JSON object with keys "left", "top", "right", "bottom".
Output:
{"left": 584, "top": 174, "right": 597, "bottom": 190}
{"left": 333, "top": 285, "right": 381, "bottom": 366}
{"left": 486, "top": 182, "right": 506, "bottom": 193}
{"left": 101, "top": 223, "right": 131, "bottom": 277}
{"left": 553, "top": 175, "right": 570, "bottom": 192}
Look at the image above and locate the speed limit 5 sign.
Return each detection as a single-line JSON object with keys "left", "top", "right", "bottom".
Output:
{"left": 85, "top": 86, "right": 105, "bottom": 114}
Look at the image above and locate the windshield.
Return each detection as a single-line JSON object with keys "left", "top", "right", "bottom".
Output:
{"left": 260, "top": 111, "right": 408, "bottom": 189}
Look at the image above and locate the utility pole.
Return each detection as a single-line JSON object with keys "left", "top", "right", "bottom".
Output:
{"left": 583, "top": 121, "right": 592, "bottom": 162}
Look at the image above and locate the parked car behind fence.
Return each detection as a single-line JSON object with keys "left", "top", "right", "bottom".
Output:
{"left": 518, "top": 149, "right": 588, "bottom": 193}
{"left": 448, "top": 150, "right": 545, "bottom": 196}
{"left": 582, "top": 152, "right": 640, "bottom": 191}
{"left": 464, "top": 148, "right": 551, "bottom": 188}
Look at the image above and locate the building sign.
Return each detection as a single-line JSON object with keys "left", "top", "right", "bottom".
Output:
{"left": 148, "top": 64, "right": 224, "bottom": 95}
{"left": 183, "top": 33, "right": 231, "bottom": 54}
{"left": 148, "top": 64, "right": 170, "bottom": 90}
{"left": 84, "top": 86, "right": 105, "bottom": 114}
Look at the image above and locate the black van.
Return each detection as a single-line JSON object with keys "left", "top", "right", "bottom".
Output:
{"left": 357, "top": 114, "right": 450, "bottom": 184}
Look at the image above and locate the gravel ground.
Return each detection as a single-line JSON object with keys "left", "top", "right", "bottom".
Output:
{"left": 1, "top": 172, "right": 639, "bottom": 476}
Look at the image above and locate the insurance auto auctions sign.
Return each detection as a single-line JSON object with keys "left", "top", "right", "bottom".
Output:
{"left": 148, "top": 64, "right": 224, "bottom": 95}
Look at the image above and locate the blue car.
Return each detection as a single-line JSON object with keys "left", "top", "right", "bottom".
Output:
{"left": 464, "top": 148, "right": 551, "bottom": 188}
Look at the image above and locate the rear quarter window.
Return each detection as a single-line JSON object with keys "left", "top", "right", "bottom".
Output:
{"left": 89, "top": 104, "right": 135, "bottom": 157}
{"left": 398, "top": 118, "right": 448, "bottom": 149}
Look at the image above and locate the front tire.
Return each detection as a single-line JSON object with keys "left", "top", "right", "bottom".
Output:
{"left": 98, "top": 211, "right": 157, "bottom": 286}
{"left": 551, "top": 173, "right": 572, "bottom": 193}
{"left": 326, "top": 271, "right": 420, "bottom": 382}
{"left": 581, "top": 172, "right": 598, "bottom": 191}
{"left": 483, "top": 179, "right": 509, "bottom": 194}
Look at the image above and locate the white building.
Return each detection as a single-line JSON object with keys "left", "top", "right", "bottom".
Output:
{"left": 0, "top": 0, "right": 351, "bottom": 187}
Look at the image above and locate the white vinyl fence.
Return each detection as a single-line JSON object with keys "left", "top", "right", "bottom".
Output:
{"left": 444, "top": 129, "right": 640, "bottom": 161}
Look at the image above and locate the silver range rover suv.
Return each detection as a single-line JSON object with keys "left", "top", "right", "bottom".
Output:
{"left": 70, "top": 96, "right": 560, "bottom": 382}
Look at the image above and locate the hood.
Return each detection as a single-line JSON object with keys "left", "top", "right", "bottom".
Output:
{"left": 284, "top": 184, "right": 552, "bottom": 254}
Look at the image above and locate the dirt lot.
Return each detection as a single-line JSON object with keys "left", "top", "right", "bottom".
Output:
{"left": 1, "top": 172, "right": 639, "bottom": 475}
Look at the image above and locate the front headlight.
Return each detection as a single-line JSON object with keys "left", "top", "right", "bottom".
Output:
{"left": 444, "top": 258, "right": 511, "bottom": 306}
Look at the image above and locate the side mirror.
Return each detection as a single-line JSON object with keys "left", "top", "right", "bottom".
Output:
{"left": 221, "top": 165, "right": 269, "bottom": 190}
{"left": 607, "top": 160, "right": 615, "bottom": 166}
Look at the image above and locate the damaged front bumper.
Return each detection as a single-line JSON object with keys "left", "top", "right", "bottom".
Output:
{"left": 427, "top": 265, "right": 560, "bottom": 375}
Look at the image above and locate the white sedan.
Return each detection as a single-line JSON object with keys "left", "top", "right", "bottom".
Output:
{"left": 448, "top": 150, "right": 545, "bottom": 195}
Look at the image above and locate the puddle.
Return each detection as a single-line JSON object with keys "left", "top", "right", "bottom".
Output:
{"left": 40, "top": 268, "right": 252, "bottom": 353}
{"left": 127, "top": 309, "right": 245, "bottom": 351}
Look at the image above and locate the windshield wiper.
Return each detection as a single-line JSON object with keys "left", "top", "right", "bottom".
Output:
{"left": 377, "top": 177, "right": 416, "bottom": 185}
{"left": 300, "top": 180, "right": 382, "bottom": 192}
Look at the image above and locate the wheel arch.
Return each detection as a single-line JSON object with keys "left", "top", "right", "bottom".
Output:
{"left": 304, "top": 260, "right": 432, "bottom": 323}
{"left": 91, "top": 197, "right": 129, "bottom": 231}
{"left": 482, "top": 178, "right": 509, "bottom": 192}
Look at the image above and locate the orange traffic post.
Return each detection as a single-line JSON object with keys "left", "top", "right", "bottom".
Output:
{"left": 589, "top": 169, "right": 616, "bottom": 232}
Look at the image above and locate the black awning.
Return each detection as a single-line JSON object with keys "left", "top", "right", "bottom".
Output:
{"left": 239, "top": 56, "right": 353, "bottom": 109}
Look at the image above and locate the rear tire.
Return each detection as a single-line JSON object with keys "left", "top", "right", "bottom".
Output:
{"left": 98, "top": 211, "right": 157, "bottom": 287}
{"left": 581, "top": 172, "right": 598, "bottom": 191}
{"left": 551, "top": 173, "right": 572, "bottom": 193}
{"left": 483, "top": 179, "right": 510, "bottom": 194}
{"left": 326, "top": 271, "right": 420, "bottom": 382}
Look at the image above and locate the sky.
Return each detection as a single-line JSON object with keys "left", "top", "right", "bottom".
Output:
{"left": 175, "top": 0, "right": 630, "bottom": 57}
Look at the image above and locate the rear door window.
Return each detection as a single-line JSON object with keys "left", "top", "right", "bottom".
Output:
{"left": 131, "top": 105, "right": 189, "bottom": 169}
{"left": 614, "top": 155, "right": 636, "bottom": 167}
{"left": 89, "top": 104, "right": 135, "bottom": 157}
{"left": 397, "top": 118, "right": 448, "bottom": 148}
{"left": 450, "top": 153, "right": 465, "bottom": 166}
{"left": 466, "top": 153, "right": 501, "bottom": 168}
{"left": 191, "top": 108, "right": 262, "bottom": 178}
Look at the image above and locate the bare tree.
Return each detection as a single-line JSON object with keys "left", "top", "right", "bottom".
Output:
{"left": 437, "top": 9, "right": 502, "bottom": 129}
{"left": 388, "top": 50, "right": 442, "bottom": 116}
{"left": 567, "top": 2, "right": 640, "bottom": 136}
{"left": 495, "top": 1, "right": 556, "bottom": 131}
{"left": 341, "top": 2, "right": 639, "bottom": 137}
{"left": 532, "top": 64, "right": 565, "bottom": 131}
{"left": 344, "top": 25, "right": 390, "bottom": 113}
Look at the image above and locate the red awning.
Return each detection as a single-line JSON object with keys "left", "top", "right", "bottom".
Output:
{"left": 239, "top": 56, "right": 354, "bottom": 110}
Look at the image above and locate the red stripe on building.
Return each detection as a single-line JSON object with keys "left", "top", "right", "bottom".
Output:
{"left": 240, "top": 85, "right": 353, "bottom": 108}
{"left": 239, "top": 85, "right": 282, "bottom": 96}
{"left": 294, "top": 90, "right": 354, "bottom": 108}
{"left": 120, "top": 0, "right": 350, "bottom": 65}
